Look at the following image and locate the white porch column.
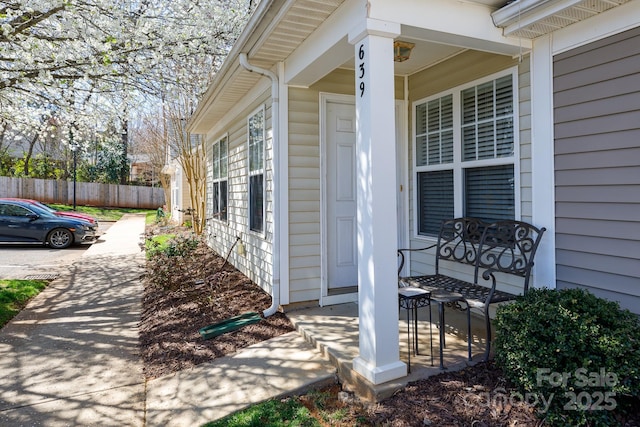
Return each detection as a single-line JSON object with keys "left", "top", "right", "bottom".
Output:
{"left": 348, "top": 19, "right": 406, "bottom": 385}
{"left": 530, "top": 35, "right": 557, "bottom": 289}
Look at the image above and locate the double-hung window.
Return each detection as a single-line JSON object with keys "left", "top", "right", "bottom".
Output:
{"left": 414, "top": 70, "right": 517, "bottom": 237}
{"left": 248, "top": 107, "right": 265, "bottom": 233}
{"left": 211, "top": 135, "right": 228, "bottom": 221}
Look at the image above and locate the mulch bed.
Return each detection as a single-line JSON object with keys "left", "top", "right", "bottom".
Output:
{"left": 138, "top": 227, "right": 294, "bottom": 379}
{"left": 138, "top": 226, "right": 640, "bottom": 426}
{"left": 365, "top": 361, "right": 542, "bottom": 426}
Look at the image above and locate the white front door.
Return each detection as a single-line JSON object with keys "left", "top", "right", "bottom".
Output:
{"left": 321, "top": 95, "right": 407, "bottom": 305}
{"left": 326, "top": 100, "right": 358, "bottom": 291}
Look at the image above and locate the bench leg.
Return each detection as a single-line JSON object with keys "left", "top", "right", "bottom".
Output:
{"left": 483, "top": 305, "right": 491, "bottom": 362}
{"left": 435, "top": 298, "right": 470, "bottom": 369}
{"left": 466, "top": 304, "right": 472, "bottom": 362}
{"left": 407, "top": 306, "right": 411, "bottom": 372}
{"left": 438, "top": 302, "right": 445, "bottom": 369}
{"left": 413, "top": 305, "right": 420, "bottom": 356}
{"left": 429, "top": 303, "right": 433, "bottom": 366}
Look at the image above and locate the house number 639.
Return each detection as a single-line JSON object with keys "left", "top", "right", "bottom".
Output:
{"left": 358, "top": 44, "right": 365, "bottom": 97}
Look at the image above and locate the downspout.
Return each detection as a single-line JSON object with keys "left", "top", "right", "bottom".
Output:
{"left": 239, "top": 53, "right": 281, "bottom": 318}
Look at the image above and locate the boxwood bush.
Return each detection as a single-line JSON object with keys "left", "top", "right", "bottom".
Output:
{"left": 494, "top": 287, "right": 640, "bottom": 426}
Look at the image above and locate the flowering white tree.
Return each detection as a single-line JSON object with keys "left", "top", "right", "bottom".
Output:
{"left": 0, "top": 0, "right": 253, "bottom": 179}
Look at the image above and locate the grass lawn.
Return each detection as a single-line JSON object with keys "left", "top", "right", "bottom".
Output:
{"left": 201, "top": 386, "right": 363, "bottom": 427}
{"left": 202, "top": 397, "right": 320, "bottom": 427}
{"left": 0, "top": 279, "right": 48, "bottom": 328}
{"left": 144, "top": 233, "right": 177, "bottom": 259}
{"left": 48, "top": 204, "right": 157, "bottom": 223}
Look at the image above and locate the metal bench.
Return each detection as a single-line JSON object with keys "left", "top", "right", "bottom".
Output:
{"left": 398, "top": 217, "right": 546, "bottom": 364}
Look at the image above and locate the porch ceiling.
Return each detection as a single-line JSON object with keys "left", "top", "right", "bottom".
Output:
{"left": 247, "top": 0, "right": 346, "bottom": 70}
{"left": 189, "top": 0, "right": 517, "bottom": 134}
{"left": 328, "top": 36, "right": 469, "bottom": 78}
{"left": 492, "top": 0, "right": 632, "bottom": 38}
{"left": 246, "top": 0, "right": 512, "bottom": 71}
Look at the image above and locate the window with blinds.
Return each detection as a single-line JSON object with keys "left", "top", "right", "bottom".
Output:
{"left": 464, "top": 165, "right": 514, "bottom": 222}
{"left": 212, "top": 136, "right": 228, "bottom": 221}
{"left": 418, "top": 170, "right": 454, "bottom": 235}
{"left": 462, "top": 75, "right": 514, "bottom": 161}
{"left": 415, "top": 95, "right": 453, "bottom": 167}
{"left": 414, "top": 70, "right": 517, "bottom": 237}
{"left": 248, "top": 107, "right": 265, "bottom": 233}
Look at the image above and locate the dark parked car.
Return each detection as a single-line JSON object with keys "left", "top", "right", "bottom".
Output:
{"left": 0, "top": 198, "right": 98, "bottom": 226}
{"left": 0, "top": 200, "right": 98, "bottom": 249}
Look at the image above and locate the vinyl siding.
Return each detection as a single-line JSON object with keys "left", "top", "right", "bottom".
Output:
{"left": 409, "top": 51, "right": 519, "bottom": 101}
{"left": 205, "top": 89, "right": 274, "bottom": 295}
{"left": 404, "top": 51, "right": 532, "bottom": 297}
{"left": 287, "top": 86, "right": 323, "bottom": 303}
{"left": 288, "top": 67, "right": 399, "bottom": 304}
{"left": 518, "top": 58, "right": 533, "bottom": 224}
{"left": 553, "top": 25, "right": 640, "bottom": 314}
{"left": 201, "top": 58, "right": 412, "bottom": 306}
{"left": 306, "top": 68, "right": 404, "bottom": 99}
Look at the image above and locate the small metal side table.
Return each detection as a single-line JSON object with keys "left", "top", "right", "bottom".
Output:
{"left": 429, "top": 290, "right": 472, "bottom": 370}
{"left": 398, "top": 286, "right": 432, "bottom": 372}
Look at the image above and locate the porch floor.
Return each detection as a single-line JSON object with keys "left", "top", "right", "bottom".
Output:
{"left": 286, "top": 302, "right": 492, "bottom": 401}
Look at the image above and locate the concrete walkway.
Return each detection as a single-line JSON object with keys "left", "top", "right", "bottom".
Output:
{"left": 145, "top": 332, "right": 336, "bottom": 427}
{"left": 0, "top": 214, "right": 146, "bottom": 426}
{"left": 0, "top": 214, "right": 336, "bottom": 426}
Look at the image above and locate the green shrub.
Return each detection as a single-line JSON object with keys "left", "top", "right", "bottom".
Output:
{"left": 145, "top": 234, "right": 176, "bottom": 259}
{"left": 494, "top": 287, "right": 640, "bottom": 426}
{"left": 145, "top": 233, "right": 199, "bottom": 259}
{"left": 144, "top": 233, "right": 202, "bottom": 291}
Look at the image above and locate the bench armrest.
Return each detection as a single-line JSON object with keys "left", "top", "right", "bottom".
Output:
{"left": 397, "top": 243, "right": 437, "bottom": 276}
{"left": 481, "top": 268, "right": 500, "bottom": 302}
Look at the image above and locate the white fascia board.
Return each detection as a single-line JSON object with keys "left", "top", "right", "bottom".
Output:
{"left": 284, "top": 0, "right": 361, "bottom": 87}
{"left": 370, "top": 0, "right": 531, "bottom": 52}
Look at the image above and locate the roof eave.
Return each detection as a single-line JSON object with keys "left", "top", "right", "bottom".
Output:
{"left": 188, "top": 0, "right": 284, "bottom": 134}
{"left": 491, "top": 0, "right": 630, "bottom": 39}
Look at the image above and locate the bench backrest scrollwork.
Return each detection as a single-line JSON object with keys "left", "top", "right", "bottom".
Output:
{"left": 435, "top": 217, "right": 488, "bottom": 269}
{"left": 435, "top": 217, "right": 546, "bottom": 293}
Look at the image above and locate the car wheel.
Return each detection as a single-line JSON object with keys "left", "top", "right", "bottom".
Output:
{"left": 47, "top": 228, "right": 73, "bottom": 249}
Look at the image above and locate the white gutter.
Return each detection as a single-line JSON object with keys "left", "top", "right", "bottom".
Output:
{"left": 492, "top": 0, "right": 554, "bottom": 27}
{"left": 490, "top": 0, "right": 628, "bottom": 37}
{"left": 239, "top": 53, "right": 281, "bottom": 318}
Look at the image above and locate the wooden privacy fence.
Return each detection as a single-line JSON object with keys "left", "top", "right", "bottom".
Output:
{"left": 0, "top": 177, "right": 165, "bottom": 209}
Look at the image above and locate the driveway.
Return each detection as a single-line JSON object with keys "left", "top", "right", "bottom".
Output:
{"left": 0, "top": 221, "right": 114, "bottom": 280}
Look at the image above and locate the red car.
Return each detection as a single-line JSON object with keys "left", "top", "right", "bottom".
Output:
{"left": 0, "top": 198, "right": 99, "bottom": 226}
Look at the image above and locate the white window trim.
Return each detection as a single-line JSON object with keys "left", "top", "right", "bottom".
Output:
{"left": 247, "top": 105, "right": 266, "bottom": 235}
{"left": 212, "top": 133, "right": 229, "bottom": 223}
{"left": 412, "top": 67, "right": 521, "bottom": 241}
